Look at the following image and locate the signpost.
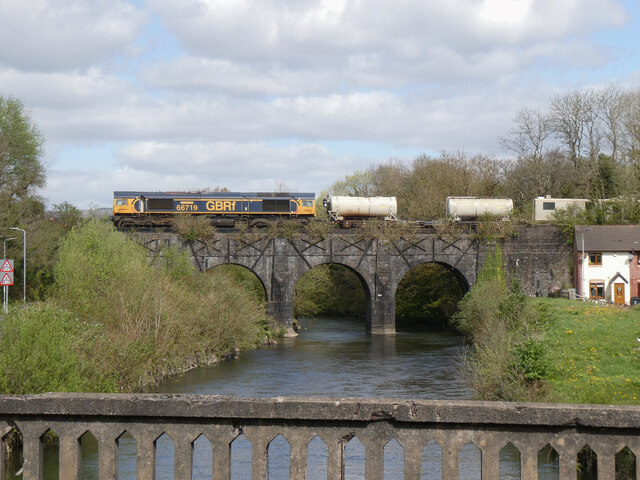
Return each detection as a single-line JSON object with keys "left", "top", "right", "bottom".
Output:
{"left": 1, "top": 259, "right": 13, "bottom": 313}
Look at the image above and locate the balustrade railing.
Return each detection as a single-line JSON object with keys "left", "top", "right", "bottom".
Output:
{"left": 1, "top": 393, "right": 639, "bottom": 479}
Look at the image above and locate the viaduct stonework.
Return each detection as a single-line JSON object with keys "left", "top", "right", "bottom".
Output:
{"left": 132, "top": 225, "right": 570, "bottom": 334}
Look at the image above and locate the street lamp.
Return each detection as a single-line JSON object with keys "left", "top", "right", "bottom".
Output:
{"left": 9, "top": 227, "right": 26, "bottom": 302}
{"left": 2, "top": 237, "right": 15, "bottom": 313}
{"left": 3, "top": 237, "right": 16, "bottom": 259}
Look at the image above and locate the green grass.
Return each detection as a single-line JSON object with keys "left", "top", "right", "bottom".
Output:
{"left": 536, "top": 298, "right": 640, "bottom": 404}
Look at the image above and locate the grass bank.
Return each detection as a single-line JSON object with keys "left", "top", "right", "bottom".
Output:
{"left": 0, "top": 219, "right": 272, "bottom": 394}
{"left": 454, "top": 250, "right": 640, "bottom": 405}
{"left": 536, "top": 298, "right": 640, "bottom": 405}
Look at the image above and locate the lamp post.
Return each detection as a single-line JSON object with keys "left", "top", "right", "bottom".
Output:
{"left": 2, "top": 237, "right": 15, "bottom": 313}
{"left": 3, "top": 237, "right": 15, "bottom": 259}
{"left": 9, "top": 228, "right": 26, "bottom": 302}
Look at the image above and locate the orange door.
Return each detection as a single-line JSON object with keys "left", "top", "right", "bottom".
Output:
{"left": 614, "top": 283, "right": 625, "bottom": 305}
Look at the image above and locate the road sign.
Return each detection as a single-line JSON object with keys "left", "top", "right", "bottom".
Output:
{"left": 0, "top": 272, "right": 13, "bottom": 286}
{"left": 0, "top": 259, "right": 13, "bottom": 272}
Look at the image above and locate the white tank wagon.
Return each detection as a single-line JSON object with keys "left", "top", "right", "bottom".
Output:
{"left": 324, "top": 195, "right": 398, "bottom": 221}
{"left": 446, "top": 196, "right": 513, "bottom": 221}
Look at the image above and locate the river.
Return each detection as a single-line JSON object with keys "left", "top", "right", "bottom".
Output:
{"left": 6, "top": 316, "right": 547, "bottom": 479}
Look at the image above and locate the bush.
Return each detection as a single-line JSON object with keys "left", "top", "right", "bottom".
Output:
{"left": 452, "top": 246, "right": 550, "bottom": 401}
{"left": 511, "top": 337, "right": 550, "bottom": 382}
{"left": 50, "top": 219, "right": 269, "bottom": 391}
{"left": 0, "top": 305, "right": 115, "bottom": 393}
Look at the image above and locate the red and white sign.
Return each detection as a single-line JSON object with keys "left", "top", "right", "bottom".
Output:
{"left": 0, "top": 259, "right": 13, "bottom": 272}
{"left": 0, "top": 272, "right": 13, "bottom": 286}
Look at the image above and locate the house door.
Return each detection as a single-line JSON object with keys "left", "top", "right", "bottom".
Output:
{"left": 614, "top": 283, "right": 625, "bottom": 305}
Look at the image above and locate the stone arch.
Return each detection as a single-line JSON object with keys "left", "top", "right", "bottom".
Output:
{"left": 392, "top": 260, "right": 469, "bottom": 328}
{"left": 206, "top": 261, "right": 268, "bottom": 303}
{"left": 292, "top": 260, "right": 374, "bottom": 323}
{"left": 393, "top": 260, "right": 471, "bottom": 297}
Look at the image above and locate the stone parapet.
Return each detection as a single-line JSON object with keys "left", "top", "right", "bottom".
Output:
{"left": 1, "top": 394, "right": 638, "bottom": 479}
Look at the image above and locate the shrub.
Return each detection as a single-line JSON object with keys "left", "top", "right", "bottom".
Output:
{"left": 0, "top": 305, "right": 115, "bottom": 393}
{"left": 51, "top": 219, "right": 268, "bottom": 391}
{"left": 510, "top": 337, "right": 550, "bottom": 382}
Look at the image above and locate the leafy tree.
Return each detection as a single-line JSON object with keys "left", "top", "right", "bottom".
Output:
{"left": 0, "top": 96, "right": 45, "bottom": 226}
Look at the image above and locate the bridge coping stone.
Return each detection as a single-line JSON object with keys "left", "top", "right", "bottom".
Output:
{"left": 1, "top": 393, "right": 639, "bottom": 429}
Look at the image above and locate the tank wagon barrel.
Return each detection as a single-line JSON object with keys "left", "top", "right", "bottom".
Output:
{"left": 323, "top": 195, "right": 398, "bottom": 225}
{"left": 446, "top": 196, "right": 513, "bottom": 221}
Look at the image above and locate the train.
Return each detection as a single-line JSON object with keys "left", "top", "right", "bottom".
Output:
{"left": 111, "top": 190, "right": 581, "bottom": 228}
{"left": 111, "top": 191, "right": 316, "bottom": 227}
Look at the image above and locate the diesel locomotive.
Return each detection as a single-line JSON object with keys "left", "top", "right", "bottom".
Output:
{"left": 111, "top": 191, "right": 316, "bottom": 227}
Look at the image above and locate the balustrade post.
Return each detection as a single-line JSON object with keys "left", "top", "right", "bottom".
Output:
{"left": 289, "top": 434, "right": 310, "bottom": 480}
{"left": 480, "top": 442, "right": 499, "bottom": 480}
{"left": 326, "top": 435, "right": 345, "bottom": 480}
{"left": 20, "top": 428, "right": 42, "bottom": 480}
{"left": 558, "top": 447, "right": 577, "bottom": 480}
{"left": 402, "top": 444, "right": 422, "bottom": 480}
{"left": 136, "top": 435, "right": 156, "bottom": 480}
{"left": 520, "top": 444, "right": 538, "bottom": 480}
{"left": 441, "top": 439, "right": 459, "bottom": 480}
{"left": 212, "top": 438, "right": 231, "bottom": 480}
{"left": 363, "top": 439, "right": 384, "bottom": 480}
{"left": 96, "top": 432, "right": 117, "bottom": 480}
{"left": 596, "top": 445, "right": 616, "bottom": 480}
{"left": 173, "top": 434, "right": 194, "bottom": 480}
{"left": 244, "top": 428, "right": 268, "bottom": 480}
{"left": 58, "top": 434, "right": 80, "bottom": 480}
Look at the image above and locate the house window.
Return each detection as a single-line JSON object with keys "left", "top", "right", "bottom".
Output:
{"left": 542, "top": 202, "right": 556, "bottom": 210}
{"left": 589, "top": 282, "right": 605, "bottom": 299}
{"left": 588, "top": 253, "right": 602, "bottom": 265}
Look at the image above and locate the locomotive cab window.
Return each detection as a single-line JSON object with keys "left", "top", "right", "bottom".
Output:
{"left": 115, "top": 199, "right": 128, "bottom": 206}
{"left": 302, "top": 200, "right": 314, "bottom": 207}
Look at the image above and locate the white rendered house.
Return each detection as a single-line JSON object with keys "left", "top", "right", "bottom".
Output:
{"left": 574, "top": 226, "right": 640, "bottom": 305}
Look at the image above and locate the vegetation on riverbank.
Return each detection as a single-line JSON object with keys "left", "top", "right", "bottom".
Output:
{"left": 0, "top": 220, "right": 271, "bottom": 394}
{"left": 454, "top": 247, "right": 640, "bottom": 405}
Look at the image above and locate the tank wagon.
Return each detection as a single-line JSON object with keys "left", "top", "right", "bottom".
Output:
{"left": 446, "top": 196, "right": 513, "bottom": 221}
{"left": 112, "top": 191, "right": 316, "bottom": 227}
{"left": 323, "top": 195, "right": 397, "bottom": 227}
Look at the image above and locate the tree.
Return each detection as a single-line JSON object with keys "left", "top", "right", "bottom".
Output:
{"left": 0, "top": 96, "right": 46, "bottom": 225}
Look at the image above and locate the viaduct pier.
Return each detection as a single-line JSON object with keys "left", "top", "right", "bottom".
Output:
{"left": 132, "top": 225, "right": 570, "bottom": 334}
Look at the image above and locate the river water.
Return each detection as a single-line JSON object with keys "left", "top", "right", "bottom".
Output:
{"left": 6, "top": 316, "right": 551, "bottom": 479}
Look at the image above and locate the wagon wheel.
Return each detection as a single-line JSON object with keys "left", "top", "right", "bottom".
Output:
{"left": 250, "top": 219, "right": 271, "bottom": 229}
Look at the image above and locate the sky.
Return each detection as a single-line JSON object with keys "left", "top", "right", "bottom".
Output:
{"left": 1, "top": 0, "right": 639, "bottom": 209}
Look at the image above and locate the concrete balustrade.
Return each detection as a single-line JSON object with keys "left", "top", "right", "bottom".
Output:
{"left": 1, "top": 393, "right": 639, "bottom": 479}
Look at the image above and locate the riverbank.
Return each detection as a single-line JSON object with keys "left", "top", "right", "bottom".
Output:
{"left": 0, "top": 220, "right": 274, "bottom": 394}
{"left": 536, "top": 298, "right": 640, "bottom": 405}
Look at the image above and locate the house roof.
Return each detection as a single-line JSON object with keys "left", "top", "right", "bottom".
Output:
{"left": 574, "top": 225, "right": 640, "bottom": 252}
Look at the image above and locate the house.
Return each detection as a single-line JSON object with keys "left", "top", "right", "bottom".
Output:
{"left": 574, "top": 225, "right": 640, "bottom": 305}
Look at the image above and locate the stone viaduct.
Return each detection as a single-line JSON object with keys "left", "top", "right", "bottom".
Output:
{"left": 132, "top": 225, "right": 570, "bottom": 334}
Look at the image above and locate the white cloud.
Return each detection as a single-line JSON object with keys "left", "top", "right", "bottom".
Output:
{"left": 0, "top": 0, "right": 145, "bottom": 71}
{"left": 151, "top": 0, "right": 626, "bottom": 62}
